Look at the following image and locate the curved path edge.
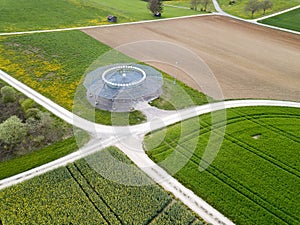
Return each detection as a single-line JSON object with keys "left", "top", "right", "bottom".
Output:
{"left": 211, "top": 0, "right": 300, "bottom": 35}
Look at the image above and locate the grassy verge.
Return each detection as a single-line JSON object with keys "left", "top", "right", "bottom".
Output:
{"left": 0, "top": 0, "right": 200, "bottom": 33}
{"left": 165, "top": 0, "right": 215, "bottom": 11}
{"left": 217, "top": 0, "right": 300, "bottom": 19}
{"left": 0, "top": 31, "right": 147, "bottom": 125}
{"left": 0, "top": 147, "right": 206, "bottom": 224}
{"left": 0, "top": 137, "right": 79, "bottom": 180}
{"left": 151, "top": 71, "right": 212, "bottom": 110}
{"left": 259, "top": 8, "right": 300, "bottom": 31}
{"left": 145, "top": 106, "right": 300, "bottom": 225}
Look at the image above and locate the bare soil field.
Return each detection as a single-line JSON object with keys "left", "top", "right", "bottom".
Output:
{"left": 82, "top": 15, "right": 300, "bottom": 101}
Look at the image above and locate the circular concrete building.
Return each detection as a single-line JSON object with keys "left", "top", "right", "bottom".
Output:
{"left": 84, "top": 63, "right": 163, "bottom": 112}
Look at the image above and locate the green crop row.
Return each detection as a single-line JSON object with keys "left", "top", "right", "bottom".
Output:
{"left": 150, "top": 201, "right": 203, "bottom": 225}
{"left": 0, "top": 167, "right": 107, "bottom": 224}
{"left": 145, "top": 106, "right": 300, "bottom": 225}
{"left": 260, "top": 8, "right": 300, "bottom": 32}
{"left": 0, "top": 147, "right": 205, "bottom": 224}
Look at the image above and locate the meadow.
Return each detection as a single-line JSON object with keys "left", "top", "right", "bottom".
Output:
{"left": 260, "top": 8, "right": 300, "bottom": 32}
{"left": 144, "top": 106, "right": 300, "bottom": 225}
{"left": 0, "top": 30, "right": 212, "bottom": 125}
{"left": 0, "top": 137, "right": 79, "bottom": 180}
{"left": 0, "top": 147, "right": 205, "bottom": 225}
{"left": 217, "top": 0, "right": 300, "bottom": 19}
{"left": 0, "top": 31, "right": 148, "bottom": 125}
{"left": 150, "top": 71, "right": 211, "bottom": 110}
{"left": 165, "top": 0, "right": 215, "bottom": 11}
{"left": 0, "top": 0, "right": 199, "bottom": 33}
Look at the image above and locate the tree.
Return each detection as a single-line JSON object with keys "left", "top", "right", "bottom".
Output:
{"left": 261, "top": 0, "right": 273, "bottom": 14}
{"left": 245, "top": 0, "right": 261, "bottom": 18}
{"left": 190, "top": 0, "right": 201, "bottom": 11}
{"left": 148, "top": 0, "right": 163, "bottom": 16}
{"left": 1, "top": 86, "right": 16, "bottom": 103}
{"left": 0, "top": 116, "right": 27, "bottom": 149}
{"left": 200, "top": 0, "right": 210, "bottom": 11}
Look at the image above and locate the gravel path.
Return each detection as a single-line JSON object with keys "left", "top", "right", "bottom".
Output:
{"left": 2, "top": 69, "right": 300, "bottom": 224}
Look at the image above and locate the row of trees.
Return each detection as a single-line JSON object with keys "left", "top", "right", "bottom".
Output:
{"left": 190, "top": 0, "right": 211, "bottom": 11}
{"left": 245, "top": 0, "right": 273, "bottom": 18}
{"left": 0, "top": 85, "right": 71, "bottom": 160}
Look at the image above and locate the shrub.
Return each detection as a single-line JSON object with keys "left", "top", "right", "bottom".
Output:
{"left": 21, "top": 98, "right": 36, "bottom": 112}
{"left": 1, "top": 86, "right": 16, "bottom": 103}
{"left": 25, "top": 108, "right": 40, "bottom": 119}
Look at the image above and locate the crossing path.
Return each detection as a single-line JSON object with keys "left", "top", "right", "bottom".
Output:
{"left": 1, "top": 69, "right": 300, "bottom": 224}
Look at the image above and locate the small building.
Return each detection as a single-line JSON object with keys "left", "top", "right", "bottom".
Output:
{"left": 107, "top": 15, "right": 117, "bottom": 23}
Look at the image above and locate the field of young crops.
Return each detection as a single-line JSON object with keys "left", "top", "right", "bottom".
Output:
{"left": 216, "top": 0, "right": 300, "bottom": 19}
{"left": 0, "top": 147, "right": 205, "bottom": 225}
{"left": 145, "top": 106, "right": 300, "bottom": 225}
{"left": 0, "top": 0, "right": 199, "bottom": 33}
{"left": 260, "top": 8, "right": 300, "bottom": 32}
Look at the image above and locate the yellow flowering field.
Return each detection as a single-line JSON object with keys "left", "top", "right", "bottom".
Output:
{"left": 0, "top": 31, "right": 109, "bottom": 110}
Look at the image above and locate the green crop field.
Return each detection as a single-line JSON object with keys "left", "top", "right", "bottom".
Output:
{"left": 217, "top": 0, "right": 300, "bottom": 19}
{"left": 0, "top": 137, "right": 79, "bottom": 180}
{"left": 0, "top": 0, "right": 200, "bottom": 33}
{"left": 0, "top": 147, "right": 205, "bottom": 225}
{"left": 145, "top": 106, "right": 300, "bottom": 225}
{"left": 260, "top": 8, "right": 300, "bottom": 32}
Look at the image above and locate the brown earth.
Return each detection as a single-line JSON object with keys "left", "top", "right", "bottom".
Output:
{"left": 82, "top": 15, "right": 300, "bottom": 101}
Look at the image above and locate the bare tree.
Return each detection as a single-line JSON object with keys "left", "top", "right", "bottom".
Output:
{"left": 245, "top": 0, "right": 261, "bottom": 18}
{"left": 261, "top": 0, "right": 273, "bottom": 14}
{"left": 148, "top": 0, "right": 163, "bottom": 16}
{"left": 200, "top": 0, "right": 210, "bottom": 11}
{"left": 190, "top": 0, "right": 201, "bottom": 11}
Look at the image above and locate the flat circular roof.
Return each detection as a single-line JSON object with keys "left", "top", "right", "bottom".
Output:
{"left": 84, "top": 63, "right": 163, "bottom": 101}
{"left": 102, "top": 65, "right": 146, "bottom": 88}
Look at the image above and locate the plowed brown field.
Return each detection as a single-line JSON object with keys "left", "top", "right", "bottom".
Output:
{"left": 82, "top": 15, "right": 300, "bottom": 101}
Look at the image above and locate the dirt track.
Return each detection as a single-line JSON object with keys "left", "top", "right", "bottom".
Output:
{"left": 82, "top": 15, "right": 300, "bottom": 101}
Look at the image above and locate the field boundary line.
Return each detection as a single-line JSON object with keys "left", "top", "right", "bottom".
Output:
{"left": 66, "top": 165, "right": 111, "bottom": 224}
{"left": 73, "top": 163, "right": 123, "bottom": 224}
{"left": 146, "top": 199, "right": 174, "bottom": 224}
{"left": 0, "top": 13, "right": 215, "bottom": 37}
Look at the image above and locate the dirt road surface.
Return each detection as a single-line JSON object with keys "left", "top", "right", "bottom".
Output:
{"left": 82, "top": 15, "right": 300, "bottom": 101}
